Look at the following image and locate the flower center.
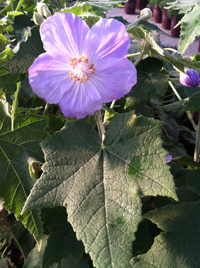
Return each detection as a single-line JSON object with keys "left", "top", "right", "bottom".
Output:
{"left": 69, "top": 56, "right": 96, "bottom": 83}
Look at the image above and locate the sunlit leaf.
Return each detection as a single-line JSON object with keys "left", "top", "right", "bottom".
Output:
{"left": 22, "top": 112, "right": 177, "bottom": 268}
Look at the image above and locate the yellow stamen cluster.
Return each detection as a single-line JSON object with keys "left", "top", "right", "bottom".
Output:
{"left": 69, "top": 56, "right": 96, "bottom": 83}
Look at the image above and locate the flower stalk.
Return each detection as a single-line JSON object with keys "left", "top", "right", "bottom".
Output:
{"left": 127, "top": 8, "right": 152, "bottom": 28}
{"left": 194, "top": 114, "right": 200, "bottom": 163}
{"left": 95, "top": 110, "right": 105, "bottom": 147}
{"left": 168, "top": 81, "right": 197, "bottom": 131}
{"left": 133, "top": 52, "right": 144, "bottom": 67}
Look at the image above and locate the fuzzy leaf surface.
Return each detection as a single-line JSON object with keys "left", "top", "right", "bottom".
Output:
{"left": 125, "top": 58, "right": 169, "bottom": 108}
{"left": 0, "top": 101, "right": 48, "bottom": 241}
{"left": 131, "top": 201, "right": 200, "bottom": 268}
{"left": 179, "top": 3, "right": 200, "bottom": 53}
{"left": 22, "top": 112, "right": 177, "bottom": 268}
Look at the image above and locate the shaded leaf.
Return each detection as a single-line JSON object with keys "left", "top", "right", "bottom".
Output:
{"left": 173, "top": 155, "right": 200, "bottom": 168}
{"left": 125, "top": 58, "right": 169, "bottom": 108}
{"left": 22, "top": 112, "right": 177, "bottom": 268}
{"left": 24, "top": 208, "right": 90, "bottom": 268}
{"left": 11, "top": 220, "right": 35, "bottom": 259}
{"left": 4, "top": 27, "right": 44, "bottom": 74}
{"left": 0, "top": 101, "right": 49, "bottom": 241}
{"left": 131, "top": 201, "right": 200, "bottom": 268}
{"left": 42, "top": 208, "right": 85, "bottom": 268}
{"left": 0, "top": 74, "right": 19, "bottom": 104}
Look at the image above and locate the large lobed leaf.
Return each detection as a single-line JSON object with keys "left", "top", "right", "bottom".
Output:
{"left": 0, "top": 101, "right": 48, "bottom": 242}
{"left": 22, "top": 112, "right": 177, "bottom": 268}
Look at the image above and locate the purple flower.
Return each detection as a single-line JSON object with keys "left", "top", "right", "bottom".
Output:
{"left": 29, "top": 13, "right": 137, "bottom": 119}
{"left": 166, "top": 155, "right": 172, "bottom": 163}
{"left": 180, "top": 69, "right": 200, "bottom": 87}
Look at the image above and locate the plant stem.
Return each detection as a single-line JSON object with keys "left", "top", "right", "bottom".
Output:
{"left": 134, "top": 53, "right": 143, "bottom": 67}
{"left": 103, "top": 99, "right": 116, "bottom": 123}
{"left": 127, "top": 13, "right": 151, "bottom": 29}
{"left": 95, "top": 110, "right": 105, "bottom": 147}
{"left": 11, "top": 82, "right": 21, "bottom": 131}
{"left": 43, "top": 102, "right": 49, "bottom": 115}
{"left": 168, "top": 81, "right": 197, "bottom": 131}
{"left": 127, "top": 52, "right": 141, "bottom": 59}
{"left": 194, "top": 114, "right": 200, "bottom": 163}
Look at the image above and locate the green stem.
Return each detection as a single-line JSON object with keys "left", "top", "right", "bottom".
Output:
{"left": 11, "top": 82, "right": 21, "bottom": 132}
{"left": 127, "top": 52, "right": 141, "bottom": 59}
{"left": 134, "top": 53, "right": 143, "bottom": 67}
{"left": 164, "top": 48, "right": 180, "bottom": 53}
{"left": 168, "top": 81, "right": 197, "bottom": 131}
{"left": 194, "top": 114, "right": 200, "bottom": 163}
{"left": 103, "top": 99, "right": 116, "bottom": 123}
{"left": 15, "top": 0, "right": 25, "bottom": 11}
{"left": 95, "top": 110, "right": 105, "bottom": 147}
{"left": 43, "top": 102, "right": 49, "bottom": 115}
{"left": 127, "top": 14, "right": 150, "bottom": 28}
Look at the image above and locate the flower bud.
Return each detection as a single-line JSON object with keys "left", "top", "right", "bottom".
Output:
{"left": 33, "top": 12, "right": 44, "bottom": 25}
{"left": 183, "top": 55, "right": 192, "bottom": 61}
{"left": 43, "top": 6, "right": 51, "bottom": 17}
{"left": 36, "top": 2, "right": 49, "bottom": 16}
{"left": 180, "top": 68, "right": 200, "bottom": 87}
{"left": 166, "top": 155, "right": 172, "bottom": 163}
{"left": 140, "top": 8, "right": 152, "bottom": 21}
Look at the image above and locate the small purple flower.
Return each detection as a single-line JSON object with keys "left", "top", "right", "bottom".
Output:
{"left": 180, "top": 69, "right": 200, "bottom": 87}
{"left": 29, "top": 13, "right": 137, "bottom": 119}
{"left": 166, "top": 155, "right": 172, "bottom": 163}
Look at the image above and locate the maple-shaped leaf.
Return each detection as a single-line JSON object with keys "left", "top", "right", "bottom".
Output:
{"left": 22, "top": 112, "right": 177, "bottom": 268}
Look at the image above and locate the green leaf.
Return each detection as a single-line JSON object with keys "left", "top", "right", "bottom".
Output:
{"left": 131, "top": 201, "right": 200, "bottom": 268}
{"left": 23, "top": 235, "right": 48, "bottom": 268}
{"left": 11, "top": 220, "right": 35, "bottom": 259}
{"left": 165, "top": 0, "right": 197, "bottom": 13}
{"left": 24, "top": 208, "right": 90, "bottom": 268}
{"left": 125, "top": 58, "right": 169, "bottom": 108}
{"left": 173, "top": 155, "right": 200, "bottom": 168}
{"left": 179, "top": 3, "right": 200, "bottom": 53}
{"left": 0, "top": 101, "right": 49, "bottom": 242}
{"left": 125, "top": 58, "right": 169, "bottom": 109}
{"left": 42, "top": 208, "right": 85, "bottom": 268}
{"left": 127, "top": 26, "right": 200, "bottom": 73}
{"left": 162, "top": 92, "right": 200, "bottom": 114}
{"left": 4, "top": 27, "right": 44, "bottom": 74}
{"left": 160, "top": 99, "right": 187, "bottom": 113}
{"left": 22, "top": 112, "right": 177, "bottom": 268}
{"left": 0, "top": 74, "right": 19, "bottom": 104}
{"left": 0, "top": 48, "right": 15, "bottom": 67}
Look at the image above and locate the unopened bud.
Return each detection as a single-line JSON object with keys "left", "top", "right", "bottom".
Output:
{"left": 33, "top": 12, "right": 44, "bottom": 25}
{"left": 180, "top": 68, "right": 200, "bottom": 87}
{"left": 140, "top": 8, "right": 152, "bottom": 21}
{"left": 183, "top": 55, "right": 192, "bottom": 61}
{"left": 138, "top": 39, "right": 150, "bottom": 54}
{"left": 36, "top": 2, "right": 50, "bottom": 16}
{"left": 43, "top": 6, "right": 51, "bottom": 17}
